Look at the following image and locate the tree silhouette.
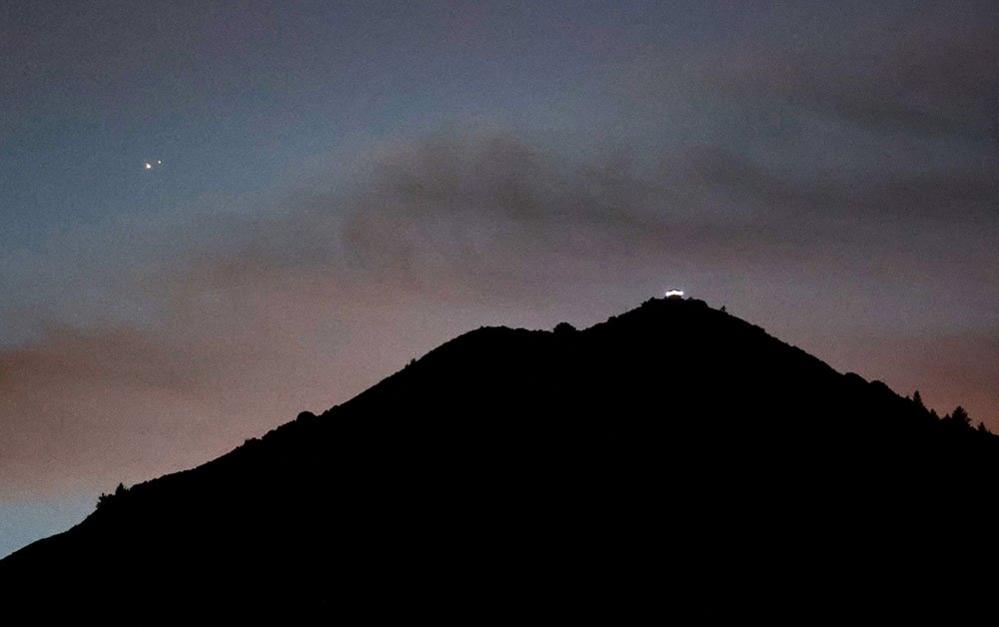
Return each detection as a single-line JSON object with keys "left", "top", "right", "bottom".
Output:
{"left": 554, "top": 322, "right": 576, "bottom": 335}
{"left": 96, "top": 482, "right": 128, "bottom": 510}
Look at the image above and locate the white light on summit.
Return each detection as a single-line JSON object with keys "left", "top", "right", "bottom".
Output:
{"left": 665, "top": 289, "right": 684, "bottom": 298}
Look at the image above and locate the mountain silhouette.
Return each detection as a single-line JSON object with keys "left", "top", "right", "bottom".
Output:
{"left": 2, "top": 297, "right": 997, "bottom": 620}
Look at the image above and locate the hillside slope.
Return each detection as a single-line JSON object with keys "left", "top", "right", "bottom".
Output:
{"left": 2, "top": 297, "right": 997, "bottom": 619}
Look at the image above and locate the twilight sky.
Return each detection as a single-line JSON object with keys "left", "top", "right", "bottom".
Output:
{"left": 2, "top": 1, "right": 997, "bottom": 556}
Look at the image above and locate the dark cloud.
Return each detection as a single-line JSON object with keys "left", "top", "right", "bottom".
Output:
{"left": 698, "top": 2, "right": 999, "bottom": 142}
{"left": 173, "top": 130, "right": 672, "bottom": 303}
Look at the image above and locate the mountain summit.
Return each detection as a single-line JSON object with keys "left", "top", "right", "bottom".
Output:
{"left": 2, "top": 297, "right": 997, "bottom": 619}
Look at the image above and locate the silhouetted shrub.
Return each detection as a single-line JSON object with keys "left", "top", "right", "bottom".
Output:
{"left": 554, "top": 322, "right": 576, "bottom": 335}
{"left": 96, "top": 482, "right": 129, "bottom": 510}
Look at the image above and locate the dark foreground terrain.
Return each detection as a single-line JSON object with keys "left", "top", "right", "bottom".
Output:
{"left": 2, "top": 297, "right": 997, "bottom": 619}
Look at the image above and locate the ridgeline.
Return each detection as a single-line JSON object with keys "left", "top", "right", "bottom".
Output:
{"left": 3, "top": 297, "right": 997, "bottom": 619}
